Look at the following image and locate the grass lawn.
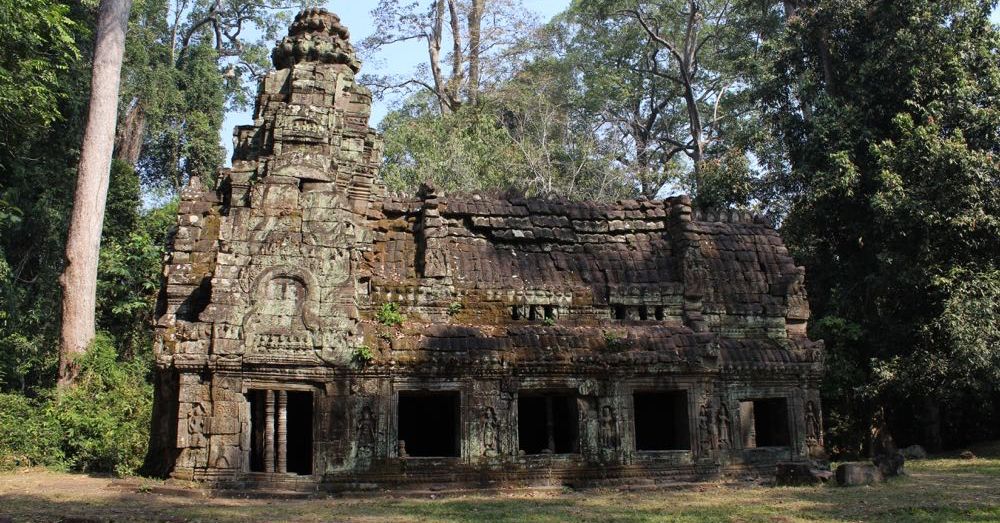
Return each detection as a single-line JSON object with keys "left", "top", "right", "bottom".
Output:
{"left": 1, "top": 443, "right": 998, "bottom": 522}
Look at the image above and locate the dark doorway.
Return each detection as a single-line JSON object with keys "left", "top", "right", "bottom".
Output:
{"left": 633, "top": 391, "right": 690, "bottom": 450}
{"left": 741, "top": 398, "right": 790, "bottom": 447}
{"left": 248, "top": 390, "right": 266, "bottom": 472}
{"left": 517, "top": 392, "right": 579, "bottom": 454}
{"left": 247, "top": 389, "right": 313, "bottom": 474}
{"left": 397, "top": 391, "right": 461, "bottom": 457}
{"left": 286, "top": 391, "right": 313, "bottom": 474}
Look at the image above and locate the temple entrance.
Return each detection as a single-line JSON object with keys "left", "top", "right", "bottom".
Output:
{"left": 286, "top": 391, "right": 313, "bottom": 474}
{"left": 517, "top": 392, "right": 579, "bottom": 454}
{"left": 247, "top": 389, "right": 313, "bottom": 474}
{"left": 633, "top": 391, "right": 690, "bottom": 450}
{"left": 740, "top": 398, "right": 790, "bottom": 448}
{"left": 397, "top": 391, "right": 460, "bottom": 457}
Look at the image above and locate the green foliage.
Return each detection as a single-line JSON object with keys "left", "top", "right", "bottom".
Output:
{"left": 0, "top": 393, "right": 64, "bottom": 469}
{"left": 98, "top": 161, "right": 176, "bottom": 357}
{"left": 379, "top": 96, "right": 519, "bottom": 195}
{"left": 692, "top": 152, "right": 754, "bottom": 211}
{"left": 761, "top": 0, "right": 1000, "bottom": 449}
{"left": 603, "top": 330, "right": 626, "bottom": 351}
{"left": 48, "top": 334, "right": 152, "bottom": 475}
{"left": 379, "top": 84, "right": 632, "bottom": 201}
{"left": 560, "top": 0, "right": 766, "bottom": 201}
{"left": 0, "top": 0, "right": 80, "bottom": 155}
{"left": 0, "top": 335, "right": 152, "bottom": 475}
{"left": 122, "top": 0, "right": 314, "bottom": 191}
{"left": 542, "top": 317, "right": 557, "bottom": 327}
{"left": 0, "top": 0, "right": 92, "bottom": 393}
{"left": 351, "top": 345, "right": 375, "bottom": 365}
{"left": 447, "top": 301, "right": 463, "bottom": 316}
{"left": 376, "top": 302, "right": 405, "bottom": 327}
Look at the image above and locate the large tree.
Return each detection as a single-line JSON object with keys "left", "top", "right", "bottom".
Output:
{"left": 59, "top": 0, "right": 133, "bottom": 385}
{"left": 762, "top": 0, "right": 1000, "bottom": 452}
{"left": 362, "top": 0, "right": 534, "bottom": 114}
{"left": 116, "top": 0, "right": 312, "bottom": 192}
{"left": 0, "top": 0, "right": 87, "bottom": 393}
{"left": 564, "top": 0, "right": 765, "bottom": 201}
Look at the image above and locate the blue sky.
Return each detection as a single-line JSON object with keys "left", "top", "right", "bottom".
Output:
{"left": 220, "top": 1, "right": 573, "bottom": 162}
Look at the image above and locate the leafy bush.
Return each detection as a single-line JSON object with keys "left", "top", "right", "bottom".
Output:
{"left": 49, "top": 334, "right": 152, "bottom": 475}
{"left": 0, "top": 334, "right": 152, "bottom": 476}
{"left": 0, "top": 393, "right": 63, "bottom": 470}
{"left": 376, "top": 302, "right": 405, "bottom": 327}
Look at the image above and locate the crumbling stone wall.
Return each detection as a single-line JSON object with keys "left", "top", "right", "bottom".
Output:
{"left": 152, "top": 8, "right": 824, "bottom": 488}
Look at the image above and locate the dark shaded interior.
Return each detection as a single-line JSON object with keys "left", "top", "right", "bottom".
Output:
{"left": 518, "top": 393, "right": 579, "bottom": 454}
{"left": 397, "top": 391, "right": 460, "bottom": 457}
{"left": 633, "top": 391, "right": 690, "bottom": 451}
{"left": 747, "top": 398, "right": 790, "bottom": 447}
{"left": 248, "top": 390, "right": 265, "bottom": 473}
{"left": 286, "top": 391, "right": 313, "bottom": 475}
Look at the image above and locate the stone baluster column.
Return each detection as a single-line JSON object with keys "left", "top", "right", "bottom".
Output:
{"left": 277, "top": 390, "right": 288, "bottom": 474}
{"left": 264, "top": 390, "right": 276, "bottom": 472}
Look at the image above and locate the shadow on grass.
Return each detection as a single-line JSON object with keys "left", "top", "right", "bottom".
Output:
{"left": 1, "top": 457, "right": 999, "bottom": 523}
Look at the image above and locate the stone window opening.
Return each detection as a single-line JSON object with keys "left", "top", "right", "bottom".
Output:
{"left": 639, "top": 307, "right": 649, "bottom": 321}
{"left": 654, "top": 306, "right": 665, "bottom": 321}
{"left": 740, "top": 398, "right": 790, "bottom": 448}
{"left": 248, "top": 389, "right": 313, "bottom": 475}
{"left": 511, "top": 304, "right": 558, "bottom": 322}
{"left": 543, "top": 305, "right": 556, "bottom": 320}
{"left": 633, "top": 391, "right": 690, "bottom": 451}
{"left": 613, "top": 305, "right": 628, "bottom": 320}
{"left": 397, "top": 391, "right": 461, "bottom": 457}
{"left": 517, "top": 392, "right": 579, "bottom": 455}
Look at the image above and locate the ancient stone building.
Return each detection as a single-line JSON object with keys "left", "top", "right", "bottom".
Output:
{"left": 152, "top": 8, "right": 825, "bottom": 489}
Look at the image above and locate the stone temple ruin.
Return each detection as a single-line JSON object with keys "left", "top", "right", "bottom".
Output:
{"left": 151, "top": 8, "right": 825, "bottom": 489}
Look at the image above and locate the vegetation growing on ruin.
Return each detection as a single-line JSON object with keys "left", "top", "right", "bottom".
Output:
{"left": 0, "top": 0, "right": 997, "bottom": 477}
{"left": 376, "top": 302, "right": 405, "bottom": 327}
{"left": 351, "top": 345, "right": 375, "bottom": 365}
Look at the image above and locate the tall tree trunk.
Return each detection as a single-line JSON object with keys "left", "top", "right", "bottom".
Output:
{"left": 114, "top": 100, "right": 145, "bottom": 167}
{"left": 428, "top": 0, "right": 450, "bottom": 114}
{"left": 446, "top": 0, "right": 463, "bottom": 107}
{"left": 58, "top": 0, "right": 132, "bottom": 386}
{"left": 467, "top": 0, "right": 483, "bottom": 104}
{"left": 816, "top": 28, "right": 836, "bottom": 95}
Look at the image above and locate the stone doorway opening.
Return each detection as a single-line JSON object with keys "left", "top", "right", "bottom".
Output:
{"left": 286, "top": 391, "right": 313, "bottom": 474}
{"left": 397, "top": 391, "right": 460, "bottom": 457}
{"left": 633, "top": 391, "right": 690, "bottom": 451}
{"left": 740, "top": 398, "right": 790, "bottom": 448}
{"left": 517, "top": 392, "right": 579, "bottom": 454}
{"left": 247, "top": 389, "right": 313, "bottom": 474}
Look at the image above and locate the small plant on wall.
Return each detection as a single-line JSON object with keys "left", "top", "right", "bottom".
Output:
{"left": 352, "top": 345, "right": 375, "bottom": 365}
{"left": 603, "top": 330, "right": 628, "bottom": 351}
{"left": 447, "top": 301, "right": 464, "bottom": 316}
{"left": 376, "top": 302, "right": 405, "bottom": 327}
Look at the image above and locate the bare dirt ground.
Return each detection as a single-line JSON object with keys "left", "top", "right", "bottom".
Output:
{"left": 1, "top": 443, "right": 998, "bottom": 522}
